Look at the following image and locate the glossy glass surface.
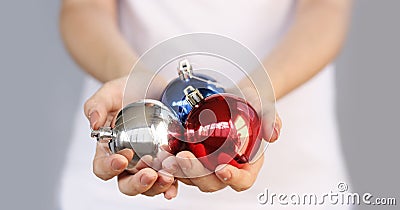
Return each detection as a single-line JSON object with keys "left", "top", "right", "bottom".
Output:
{"left": 161, "top": 74, "right": 225, "bottom": 123}
{"left": 185, "top": 93, "right": 261, "bottom": 170}
{"left": 112, "top": 99, "right": 183, "bottom": 170}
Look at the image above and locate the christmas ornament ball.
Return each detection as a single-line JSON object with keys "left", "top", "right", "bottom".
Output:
{"left": 184, "top": 86, "right": 262, "bottom": 170}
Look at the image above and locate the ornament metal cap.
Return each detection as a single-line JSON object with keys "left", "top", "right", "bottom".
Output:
{"left": 178, "top": 59, "right": 193, "bottom": 80}
{"left": 184, "top": 86, "right": 204, "bottom": 107}
{"left": 91, "top": 127, "right": 115, "bottom": 142}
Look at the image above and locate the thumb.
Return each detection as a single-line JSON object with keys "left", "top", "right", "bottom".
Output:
{"left": 261, "top": 112, "right": 282, "bottom": 143}
{"left": 93, "top": 142, "right": 134, "bottom": 181}
{"left": 84, "top": 78, "right": 126, "bottom": 129}
{"left": 268, "top": 114, "right": 282, "bottom": 142}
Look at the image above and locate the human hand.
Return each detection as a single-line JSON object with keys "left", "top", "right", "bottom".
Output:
{"left": 84, "top": 76, "right": 178, "bottom": 199}
{"left": 159, "top": 68, "right": 282, "bottom": 193}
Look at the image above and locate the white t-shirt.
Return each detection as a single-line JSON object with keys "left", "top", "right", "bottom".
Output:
{"left": 60, "top": 1, "right": 350, "bottom": 209}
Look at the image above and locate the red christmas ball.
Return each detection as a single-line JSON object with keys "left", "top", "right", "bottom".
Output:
{"left": 184, "top": 86, "right": 261, "bottom": 170}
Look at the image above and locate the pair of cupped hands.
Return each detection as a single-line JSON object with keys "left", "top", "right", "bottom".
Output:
{"left": 85, "top": 76, "right": 282, "bottom": 200}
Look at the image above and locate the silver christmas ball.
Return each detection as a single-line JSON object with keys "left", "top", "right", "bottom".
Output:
{"left": 91, "top": 99, "right": 183, "bottom": 171}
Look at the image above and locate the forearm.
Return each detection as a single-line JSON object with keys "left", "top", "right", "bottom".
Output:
{"left": 265, "top": 0, "right": 352, "bottom": 99}
{"left": 60, "top": 0, "right": 136, "bottom": 82}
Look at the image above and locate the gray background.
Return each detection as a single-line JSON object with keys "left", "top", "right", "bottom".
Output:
{"left": 0, "top": 0, "right": 398, "bottom": 209}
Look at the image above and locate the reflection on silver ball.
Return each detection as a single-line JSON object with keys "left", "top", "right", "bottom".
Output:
{"left": 91, "top": 99, "right": 183, "bottom": 171}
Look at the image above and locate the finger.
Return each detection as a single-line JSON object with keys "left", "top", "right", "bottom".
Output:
{"left": 269, "top": 114, "right": 282, "bottom": 142}
{"left": 215, "top": 154, "right": 264, "bottom": 192}
{"left": 84, "top": 81, "right": 124, "bottom": 130}
{"left": 262, "top": 113, "right": 282, "bottom": 143}
{"left": 93, "top": 143, "right": 132, "bottom": 181}
{"left": 126, "top": 155, "right": 154, "bottom": 174}
{"left": 117, "top": 148, "right": 135, "bottom": 160}
{"left": 176, "top": 177, "right": 195, "bottom": 186}
{"left": 175, "top": 151, "right": 211, "bottom": 178}
{"left": 162, "top": 156, "right": 194, "bottom": 186}
{"left": 164, "top": 179, "right": 178, "bottom": 200}
{"left": 176, "top": 151, "right": 226, "bottom": 192}
{"left": 162, "top": 155, "right": 185, "bottom": 177}
{"left": 142, "top": 170, "right": 175, "bottom": 197}
{"left": 117, "top": 168, "right": 158, "bottom": 196}
{"left": 152, "top": 149, "right": 174, "bottom": 171}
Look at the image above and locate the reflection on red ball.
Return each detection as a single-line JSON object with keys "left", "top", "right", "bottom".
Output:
{"left": 184, "top": 93, "right": 261, "bottom": 170}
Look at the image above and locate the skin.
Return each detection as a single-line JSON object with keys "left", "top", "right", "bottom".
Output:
{"left": 60, "top": 0, "right": 352, "bottom": 199}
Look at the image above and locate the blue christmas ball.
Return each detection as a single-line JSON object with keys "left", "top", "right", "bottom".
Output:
{"left": 161, "top": 60, "right": 225, "bottom": 123}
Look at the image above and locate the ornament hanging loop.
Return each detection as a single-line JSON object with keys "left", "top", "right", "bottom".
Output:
{"left": 184, "top": 86, "right": 204, "bottom": 107}
{"left": 178, "top": 59, "right": 193, "bottom": 80}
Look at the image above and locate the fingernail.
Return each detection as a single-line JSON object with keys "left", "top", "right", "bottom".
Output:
{"left": 222, "top": 170, "right": 232, "bottom": 181}
{"left": 164, "top": 189, "right": 176, "bottom": 200}
{"left": 158, "top": 177, "right": 172, "bottom": 187}
{"left": 268, "top": 124, "right": 280, "bottom": 142}
{"left": 182, "top": 160, "right": 192, "bottom": 171}
{"left": 164, "top": 192, "right": 175, "bottom": 200}
{"left": 89, "top": 111, "right": 99, "bottom": 129}
{"left": 164, "top": 192, "right": 173, "bottom": 200}
{"left": 111, "top": 158, "right": 124, "bottom": 171}
{"left": 180, "top": 159, "right": 192, "bottom": 171}
{"left": 216, "top": 165, "right": 231, "bottom": 181}
{"left": 273, "top": 124, "right": 280, "bottom": 139}
{"left": 163, "top": 161, "right": 178, "bottom": 173}
{"left": 158, "top": 173, "right": 173, "bottom": 187}
{"left": 140, "top": 174, "right": 153, "bottom": 186}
